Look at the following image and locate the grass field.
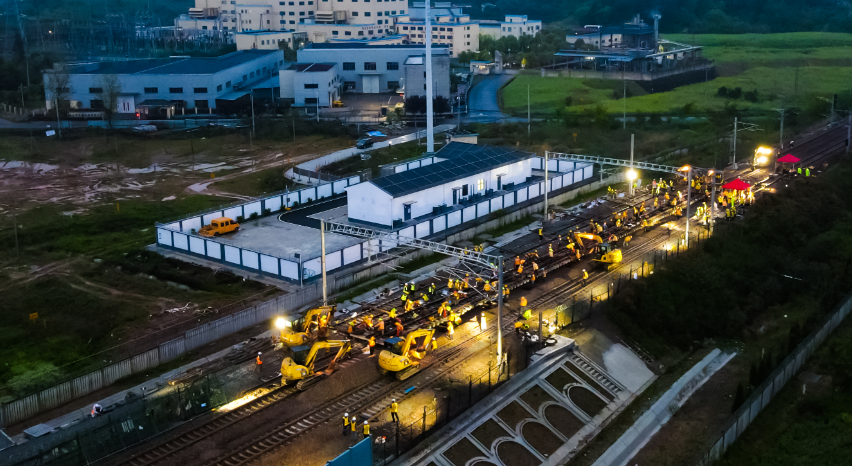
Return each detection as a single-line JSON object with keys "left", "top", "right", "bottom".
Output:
{"left": 500, "top": 32, "right": 852, "bottom": 115}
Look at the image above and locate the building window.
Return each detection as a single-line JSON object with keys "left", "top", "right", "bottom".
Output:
{"left": 169, "top": 87, "right": 183, "bottom": 93}
{"left": 386, "top": 62, "right": 399, "bottom": 70}
{"left": 364, "top": 11, "right": 370, "bottom": 16}
{"left": 305, "top": 83, "right": 319, "bottom": 89}
{"left": 194, "top": 87, "right": 208, "bottom": 93}
{"left": 477, "top": 179, "right": 484, "bottom": 190}
{"left": 300, "top": 11, "right": 305, "bottom": 15}
{"left": 403, "top": 26, "right": 408, "bottom": 30}
{"left": 364, "top": 62, "right": 376, "bottom": 70}
{"left": 144, "top": 87, "right": 158, "bottom": 93}
{"left": 343, "top": 62, "right": 355, "bottom": 70}
{"left": 439, "top": 27, "right": 445, "bottom": 31}
{"left": 462, "top": 184, "right": 469, "bottom": 196}
{"left": 387, "top": 81, "right": 399, "bottom": 90}
{"left": 352, "top": 11, "right": 358, "bottom": 16}
{"left": 217, "top": 84, "right": 223, "bottom": 91}
{"left": 358, "top": 31, "right": 364, "bottom": 35}
{"left": 344, "top": 81, "right": 356, "bottom": 90}
{"left": 344, "top": 31, "right": 351, "bottom": 35}
{"left": 289, "top": 11, "right": 294, "bottom": 15}
{"left": 332, "top": 30, "right": 339, "bottom": 35}
{"left": 305, "top": 97, "right": 318, "bottom": 104}
{"left": 226, "top": 81, "right": 232, "bottom": 88}
{"left": 89, "top": 87, "right": 103, "bottom": 94}
{"left": 195, "top": 100, "right": 209, "bottom": 109}
{"left": 90, "top": 99, "right": 104, "bottom": 109}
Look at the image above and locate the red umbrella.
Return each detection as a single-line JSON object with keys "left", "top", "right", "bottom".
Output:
{"left": 777, "top": 154, "right": 800, "bottom": 163}
{"left": 722, "top": 178, "right": 751, "bottom": 191}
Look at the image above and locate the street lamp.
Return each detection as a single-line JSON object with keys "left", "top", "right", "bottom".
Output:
{"left": 679, "top": 165, "right": 693, "bottom": 242}
{"left": 626, "top": 169, "right": 637, "bottom": 195}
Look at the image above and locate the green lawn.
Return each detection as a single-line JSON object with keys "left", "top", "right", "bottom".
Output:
{"left": 500, "top": 32, "right": 852, "bottom": 115}
{"left": 211, "top": 165, "right": 296, "bottom": 197}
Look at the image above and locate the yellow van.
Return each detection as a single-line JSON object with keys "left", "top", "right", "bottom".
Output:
{"left": 199, "top": 217, "right": 240, "bottom": 237}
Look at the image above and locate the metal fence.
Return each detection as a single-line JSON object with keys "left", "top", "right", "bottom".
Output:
{"left": 4, "top": 356, "right": 265, "bottom": 466}
{"left": 373, "top": 358, "right": 512, "bottom": 466}
{"left": 0, "top": 284, "right": 321, "bottom": 429}
{"left": 696, "top": 290, "right": 852, "bottom": 465}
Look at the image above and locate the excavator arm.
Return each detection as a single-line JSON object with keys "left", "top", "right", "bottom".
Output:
{"left": 303, "top": 339, "right": 351, "bottom": 372}
{"left": 574, "top": 232, "right": 603, "bottom": 249}
{"left": 401, "top": 328, "right": 436, "bottom": 355}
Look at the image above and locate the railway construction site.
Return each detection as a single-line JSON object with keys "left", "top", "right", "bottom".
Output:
{"left": 3, "top": 119, "right": 850, "bottom": 466}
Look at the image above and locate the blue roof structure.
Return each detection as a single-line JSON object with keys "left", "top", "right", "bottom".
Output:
{"left": 303, "top": 43, "right": 450, "bottom": 50}
{"left": 371, "top": 143, "right": 531, "bottom": 198}
{"left": 63, "top": 50, "right": 279, "bottom": 76}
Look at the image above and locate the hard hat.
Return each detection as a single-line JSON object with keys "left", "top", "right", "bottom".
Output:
{"left": 258, "top": 352, "right": 262, "bottom": 355}
{"left": 345, "top": 412, "right": 349, "bottom": 416}
{"left": 364, "top": 420, "right": 369, "bottom": 424}
{"left": 392, "top": 399, "right": 396, "bottom": 402}
{"left": 432, "top": 337, "right": 436, "bottom": 340}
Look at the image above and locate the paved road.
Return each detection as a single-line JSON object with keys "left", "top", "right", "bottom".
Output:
{"left": 466, "top": 74, "right": 514, "bottom": 120}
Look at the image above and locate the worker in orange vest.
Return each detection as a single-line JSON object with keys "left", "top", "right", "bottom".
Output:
{"left": 395, "top": 320, "right": 404, "bottom": 337}
{"left": 256, "top": 352, "right": 263, "bottom": 375}
{"left": 447, "top": 322, "right": 454, "bottom": 340}
{"left": 368, "top": 336, "right": 376, "bottom": 355}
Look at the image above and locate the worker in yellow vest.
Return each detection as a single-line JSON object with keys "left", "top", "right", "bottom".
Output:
{"left": 343, "top": 412, "right": 350, "bottom": 436}
{"left": 390, "top": 399, "right": 399, "bottom": 422}
{"left": 363, "top": 420, "right": 371, "bottom": 438}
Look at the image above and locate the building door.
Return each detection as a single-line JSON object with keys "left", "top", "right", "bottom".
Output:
{"left": 452, "top": 189, "right": 459, "bottom": 205}
{"left": 497, "top": 175, "right": 503, "bottom": 191}
{"left": 362, "top": 75, "right": 380, "bottom": 93}
{"left": 404, "top": 204, "right": 412, "bottom": 221}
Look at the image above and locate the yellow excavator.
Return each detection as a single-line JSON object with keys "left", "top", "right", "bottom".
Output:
{"left": 574, "top": 232, "right": 622, "bottom": 270}
{"left": 280, "top": 339, "right": 351, "bottom": 390}
{"left": 277, "top": 305, "right": 336, "bottom": 347}
{"left": 378, "top": 328, "right": 435, "bottom": 380}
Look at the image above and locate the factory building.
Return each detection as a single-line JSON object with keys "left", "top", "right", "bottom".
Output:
{"left": 43, "top": 50, "right": 284, "bottom": 112}
{"left": 279, "top": 62, "right": 342, "bottom": 107}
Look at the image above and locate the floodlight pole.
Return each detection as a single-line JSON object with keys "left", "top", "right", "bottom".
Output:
{"left": 629, "top": 134, "right": 634, "bottom": 196}
{"left": 497, "top": 256, "right": 504, "bottom": 360}
{"left": 527, "top": 84, "right": 531, "bottom": 144}
{"left": 543, "top": 151, "right": 549, "bottom": 222}
{"left": 776, "top": 105, "right": 784, "bottom": 173}
{"left": 425, "top": 0, "right": 435, "bottom": 153}
{"left": 685, "top": 166, "right": 692, "bottom": 243}
{"left": 731, "top": 117, "right": 738, "bottom": 169}
{"left": 320, "top": 219, "right": 328, "bottom": 304}
{"left": 710, "top": 171, "right": 717, "bottom": 234}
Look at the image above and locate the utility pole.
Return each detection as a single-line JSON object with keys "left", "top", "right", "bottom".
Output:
{"left": 250, "top": 88, "right": 256, "bottom": 138}
{"left": 775, "top": 105, "right": 784, "bottom": 173}
{"left": 320, "top": 219, "right": 328, "bottom": 304}
{"left": 731, "top": 117, "right": 738, "bottom": 169}
{"left": 12, "top": 207, "right": 19, "bottom": 260}
{"left": 55, "top": 95, "right": 62, "bottom": 138}
{"left": 622, "top": 73, "right": 626, "bottom": 129}
{"left": 20, "top": 84, "right": 25, "bottom": 113}
{"left": 527, "top": 84, "right": 531, "bottom": 144}
{"left": 316, "top": 89, "right": 320, "bottom": 123}
{"left": 685, "top": 166, "right": 692, "bottom": 243}
{"left": 710, "top": 170, "right": 717, "bottom": 234}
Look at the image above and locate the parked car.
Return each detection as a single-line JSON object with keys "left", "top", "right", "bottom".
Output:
{"left": 199, "top": 217, "right": 240, "bottom": 237}
{"left": 356, "top": 138, "right": 374, "bottom": 149}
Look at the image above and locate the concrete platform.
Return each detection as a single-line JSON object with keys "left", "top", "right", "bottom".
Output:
{"left": 216, "top": 212, "right": 362, "bottom": 261}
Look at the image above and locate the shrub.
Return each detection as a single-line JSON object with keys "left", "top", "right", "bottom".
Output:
{"left": 743, "top": 90, "right": 759, "bottom": 102}
{"left": 262, "top": 208, "right": 271, "bottom": 216}
{"left": 236, "top": 215, "right": 245, "bottom": 223}
{"left": 717, "top": 86, "right": 729, "bottom": 98}
{"left": 249, "top": 212, "right": 259, "bottom": 219}
{"left": 565, "top": 96, "right": 573, "bottom": 107}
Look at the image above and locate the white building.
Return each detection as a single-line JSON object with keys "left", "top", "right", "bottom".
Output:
{"left": 236, "top": 29, "right": 307, "bottom": 49}
{"left": 392, "top": 2, "right": 479, "bottom": 57}
{"left": 296, "top": 43, "right": 449, "bottom": 96}
{"left": 279, "top": 62, "right": 341, "bottom": 107}
{"left": 43, "top": 50, "right": 284, "bottom": 112}
{"left": 479, "top": 14, "right": 542, "bottom": 40}
{"left": 347, "top": 142, "right": 532, "bottom": 227}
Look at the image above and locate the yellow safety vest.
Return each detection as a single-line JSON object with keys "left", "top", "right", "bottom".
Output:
{"left": 391, "top": 403, "right": 398, "bottom": 413}
{"left": 363, "top": 424, "right": 370, "bottom": 435}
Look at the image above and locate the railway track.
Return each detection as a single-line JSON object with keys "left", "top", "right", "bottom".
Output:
{"left": 204, "top": 314, "right": 513, "bottom": 466}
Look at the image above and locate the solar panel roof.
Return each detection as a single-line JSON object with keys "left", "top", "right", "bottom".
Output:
{"left": 370, "top": 142, "right": 531, "bottom": 198}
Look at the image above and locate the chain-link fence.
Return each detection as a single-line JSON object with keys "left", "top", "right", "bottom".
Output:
{"left": 4, "top": 358, "right": 264, "bottom": 466}
{"left": 372, "top": 358, "right": 511, "bottom": 466}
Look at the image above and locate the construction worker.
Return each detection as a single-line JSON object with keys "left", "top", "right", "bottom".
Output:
{"left": 576, "top": 249, "right": 581, "bottom": 261}
{"left": 582, "top": 269, "right": 589, "bottom": 285}
{"left": 538, "top": 227, "right": 543, "bottom": 240}
{"left": 517, "top": 263, "right": 524, "bottom": 274}
{"left": 343, "top": 412, "right": 351, "bottom": 436}
{"left": 390, "top": 399, "right": 400, "bottom": 422}
{"left": 514, "top": 256, "right": 521, "bottom": 267}
{"left": 541, "top": 269, "right": 547, "bottom": 283}
{"left": 389, "top": 308, "right": 397, "bottom": 319}
{"left": 395, "top": 320, "right": 404, "bottom": 337}
{"left": 484, "top": 281, "right": 492, "bottom": 293}
{"left": 428, "top": 283, "right": 436, "bottom": 294}
{"left": 400, "top": 291, "right": 408, "bottom": 302}
{"left": 405, "top": 299, "right": 414, "bottom": 312}
{"left": 375, "top": 318, "right": 385, "bottom": 334}
{"left": 480, "top": 312, "right": 487, "bottom": 330}
{"left": 447, "top": 277, "right": 454, "bottom": 289}
{"left": 532, "top": 262, "right": 539, "bottom": 272}
{"left": 520, "top": 296, "right": 528, "bottom": 317}
{"left": 421, "top": 293, "right": 429, "bottom": 302}
{"left": 623, "top": 235, "right": 632, "bottom": 248}
{"left": 549, "top": 244, "right": 554, "bottom": 257}
{"left": 447, "top": 321, "right": 454, "bottom": 340}
{"left": 464, "top": 274, "right": 470, "bottom": 288}
{"left": 806, "top": 168, "right": 810, "bottom": 177}
{"left": 654, "top": 197, "right": 658, "bottom": 209}
{"left": 351, "top": 416, "right": 357, "bottom": 435}
{"left": 431, "top": 337, "right": 438, "bottom": 352}
{"left": 797, "top": 167, "right": 802, "bottom": 175}
{"left": 531, "top": 273, "right": 536, "bottom": 285}
{"left": 368, "top": 336, "right": 376, "bottom": 355}
{"left": 642, "top": 218, "right": 649, "bottom": 232}
{"left": 503, "top": 285, "right": 510, "bottom": 300}
{"left": 363, "top": 420, "right": 371, "bottom": 439}
{"left": 639, "top": 202, "right": 645, "bottom": 214}
{"left": 91, "top": 403, "right": 103, "bottom": 417}
{"left": 256, "top": 352, "right": 263, "bottom": 373}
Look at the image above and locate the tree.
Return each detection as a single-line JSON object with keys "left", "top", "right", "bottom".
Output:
{"left": 457, "top": 51, "right": 475, "bottom": 65}
{"left": 433, "top": 96, "right": 450, "bottom": 114}
{"left": 278, "top": 40, "right": 298, "bottom": 62}
{"left": 405, "top": 95, "right": 426, "bottom": 114}
{"left": 97, "top": 74, "right": 122, "bottom": 129}
{"left": 732, "top": 382, "right": 745, "bottom": 413}
{"left": 46, "top": 71, "right": 71, "bottom": 115}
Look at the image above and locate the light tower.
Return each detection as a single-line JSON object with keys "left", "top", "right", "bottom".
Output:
{"left": 425, "top": 0, "right": 435, "bottom": 154}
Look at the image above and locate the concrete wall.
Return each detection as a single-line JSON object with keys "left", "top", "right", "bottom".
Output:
{"left": 236, "top": 31, "right": 301, "bottom": 50}
{"left": 403, "top": 54, "right": 451, "bottom": 99}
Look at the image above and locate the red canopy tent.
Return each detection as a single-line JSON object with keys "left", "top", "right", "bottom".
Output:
{"left": 777, "top": 154, "right": 801, "bottom": 163}
{"left": 722, "top": 178, "right": 751, "bottom": 191}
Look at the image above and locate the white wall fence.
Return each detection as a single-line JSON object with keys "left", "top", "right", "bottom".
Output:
{"left": 155, "top": 157, "right": 594, "bottom": 283}
{"left": 697, "top": 292, "right": 852, "bottom": 465}
{"left": 0, "top": 285, "right": 321, "bottom": 429}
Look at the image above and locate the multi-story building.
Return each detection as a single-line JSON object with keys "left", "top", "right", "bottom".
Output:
{"left": 296, "top": 43, "right": 449, "bottom": 96}
{"left": 479, "top": 15, "right": 541, "bottom": 40}
{"left": 391, "top": 2, "right": 479, "bottom": 57}
{"left": 43, "top": 50, "right": 284, "bottom": 112}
